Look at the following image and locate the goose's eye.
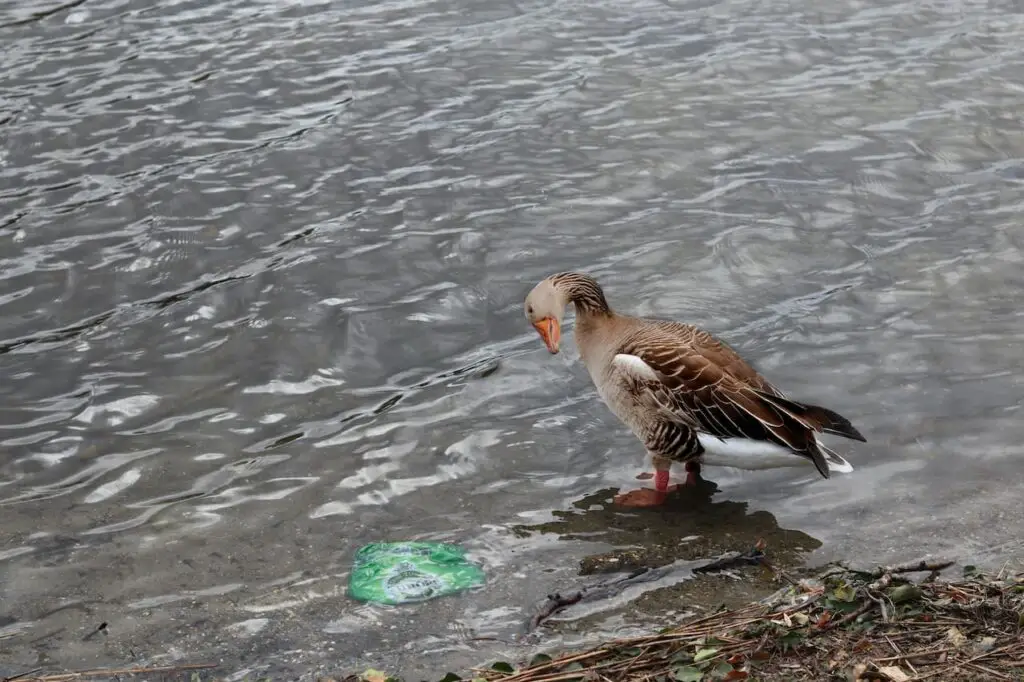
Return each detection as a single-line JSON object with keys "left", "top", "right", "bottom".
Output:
{"left": 527, "top": 305, "right": 534, "bottom": 315}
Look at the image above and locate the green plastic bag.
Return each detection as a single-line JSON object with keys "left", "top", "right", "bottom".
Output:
{"left": 348, "top": 541, "right": 485, "bottom": 605}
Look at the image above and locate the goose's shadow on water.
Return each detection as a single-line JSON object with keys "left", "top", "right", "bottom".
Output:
{"left": 511, "top": 475, "right": 823, "bottom": 626}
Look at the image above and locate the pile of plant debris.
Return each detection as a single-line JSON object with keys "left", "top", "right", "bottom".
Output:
{"left": 355, "top": 559, "right": 1023, "bottom": 682}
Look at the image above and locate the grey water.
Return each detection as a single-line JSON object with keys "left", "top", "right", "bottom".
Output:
{"left": 2, "top": 0, "right": 1024, "bottom": 678}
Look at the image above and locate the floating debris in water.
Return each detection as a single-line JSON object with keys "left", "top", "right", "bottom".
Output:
{"left": 348, "top": 541, "right": 485, "bottom": 605}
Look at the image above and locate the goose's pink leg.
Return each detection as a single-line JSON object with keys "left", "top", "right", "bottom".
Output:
{"left": 654, "top": 468, "right": 671, "bottom": 491}
{"left": 637, "top": 461, "right": 701, "bottom": 484}
{"left": 615, "top": 456, "right": 677, "bottom": 507}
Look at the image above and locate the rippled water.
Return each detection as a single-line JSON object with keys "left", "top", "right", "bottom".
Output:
{"left": 3, "top": 0, "right": 1024, "bottom": 678}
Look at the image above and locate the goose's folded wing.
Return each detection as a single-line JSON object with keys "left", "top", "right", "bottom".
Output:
{"left": 631, "top": 323, "right": 866, "bottom": 442}
{"left": 611, "top": 348, "right": 784, "bottom": 442}
{"left": 611, "top": 341, "right": 831, "bottom": 476}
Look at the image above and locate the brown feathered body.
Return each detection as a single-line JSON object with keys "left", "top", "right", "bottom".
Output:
{"left": 533, "top": 272, "right": 865, "bottom": 477}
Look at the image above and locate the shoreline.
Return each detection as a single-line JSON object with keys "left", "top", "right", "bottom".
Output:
{"left": 350, "top": 558, "right": 1023, "bottom": 682}
{"left": 5, "top": 559, "right": 1020, "bottom": 682}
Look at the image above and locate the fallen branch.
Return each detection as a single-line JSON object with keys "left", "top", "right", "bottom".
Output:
{"left": 527, "top": 545, "right": 767, "bottom": 631}
{"left": 868, "top": 560, "right": 956, "bottom": 579}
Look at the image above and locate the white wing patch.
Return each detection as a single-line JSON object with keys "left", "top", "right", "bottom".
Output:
{"left": 612, "top": 353, "right": 661, "bottom": 382}
{"left": 696, "top": 434, "right": 803, "bottom": 469}
{"left": 697, "top": 434, "right": 855, "bottom": 473}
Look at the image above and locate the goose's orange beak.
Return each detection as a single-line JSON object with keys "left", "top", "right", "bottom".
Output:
{"left": 532, "top": 317, "right": 561, "bottom": 354}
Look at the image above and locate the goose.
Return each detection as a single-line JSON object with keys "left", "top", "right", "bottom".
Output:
{"left": 524, "top": 272, "right": 865, "bottom": 507}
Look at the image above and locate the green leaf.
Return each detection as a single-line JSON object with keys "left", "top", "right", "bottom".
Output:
{"left": 829, "top": 599, "right": 862, "bottom": 613}
{"left": 490, "top": 662, "right": 515, "bottom": 674}
{"left": 779, "top": 630, "right": 804, "bottom": 651}
{"left": 889, "top": 584, "right": 923, "bottom": 604}
{"left": 831, "top": 584, "right": 856, "bottom": 603}
{"left": 439, "top": 674, "right": 462, "bottom": 682}
{"left": 528, "top": 654, "right": 552, "bottom": 668}
{"left": 708, "top": 661, "right": 734, "bottom": 679}
{"left": 694, "top": 648, "right": 719, "bottom": 663}
{"left": 672, "top": 666, "right": 705, "bottom": 682}
{"left": 563, "top": 662, "right": 585, "bottom": 672}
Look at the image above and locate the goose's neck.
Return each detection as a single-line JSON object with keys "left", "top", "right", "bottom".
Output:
{"left": 551, "top": 272, "right": 612, "bottom": 317}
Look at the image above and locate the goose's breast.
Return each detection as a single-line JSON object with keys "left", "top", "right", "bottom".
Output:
{"left": 591, "top": 363, "right": 648, "bottom": 433}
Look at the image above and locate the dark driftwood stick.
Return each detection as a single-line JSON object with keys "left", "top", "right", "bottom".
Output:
{"left": 528, "top": 546, "right": 767, "bottom": 631}
{"left": 528, "top": 568, "right": 652, "bottom": 632}
{"left": 529, "top": 591, "right": 585, "bottom": 631}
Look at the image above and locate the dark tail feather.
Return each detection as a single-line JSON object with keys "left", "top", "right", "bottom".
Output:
{"left": 807, "top": 439, "right": 831, "bottom": 480}
{"left": 755, "top": 391, "right": 866, "bottom": 442}
{"left": 813, "top": 405, "right": 867, "bottom": 442}
{"left": 803, "top": 439, "right": 856, "bottom": 480}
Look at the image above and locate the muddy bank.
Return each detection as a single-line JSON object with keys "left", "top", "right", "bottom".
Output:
{"left": 345, "top": 559, "right": 1024, "bottom": 682}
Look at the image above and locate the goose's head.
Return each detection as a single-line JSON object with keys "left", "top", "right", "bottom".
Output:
{"left": 524, "top": 277, "right": 565, "bottom": 354}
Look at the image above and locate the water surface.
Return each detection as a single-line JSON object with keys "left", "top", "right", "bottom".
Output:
{"left": 2, "top": 0, "right": 1024, "bottom": 678}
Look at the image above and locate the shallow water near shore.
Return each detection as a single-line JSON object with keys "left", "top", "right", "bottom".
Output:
{"left": 2, "top": 0, "right": 1024, "bottom": 678}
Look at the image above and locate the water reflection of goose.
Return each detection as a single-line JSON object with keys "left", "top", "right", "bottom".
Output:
{"left": 515, "top": 484, "right": 823, "bottom": 628}
{"left": 524, "top": 272, "right": 866, "bottom": 508}
{"left": 519, "top": 481, "right": 821, "bottom": 571}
